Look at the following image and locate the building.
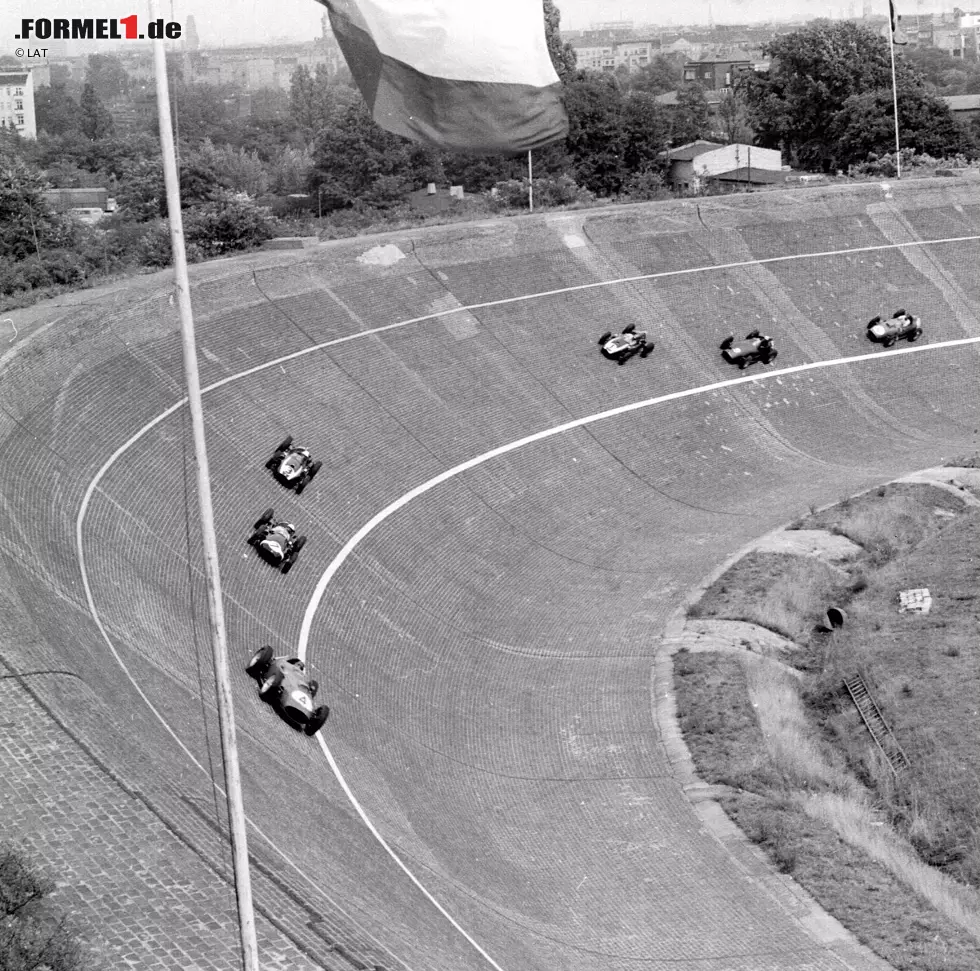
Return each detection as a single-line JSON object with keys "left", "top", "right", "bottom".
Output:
{"left": 0, "top": 70, "right": 36, "bottom": 139}
{"left": 683, "top": 50, "right": 752, "bottom": 91}
{"left": 42, "top": 188, "right": 115, "bottom": 223}
{"left": 663, "top": 141, "right": 784, "bottom": 191}
{"left": 943, "top": 94, "right": 980, "bottom": 122}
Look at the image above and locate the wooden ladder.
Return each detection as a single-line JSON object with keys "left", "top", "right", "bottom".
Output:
{"left": 843, "top": 675, "right": 911, "bottom": 774}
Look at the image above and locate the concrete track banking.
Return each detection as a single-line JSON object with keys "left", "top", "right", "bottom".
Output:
{"left": 1, "top": 178, "right": 979, "bottom": 971}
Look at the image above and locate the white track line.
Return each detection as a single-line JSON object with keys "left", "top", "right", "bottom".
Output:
{"left": 73, "top": 232, "right": 980, "bottom": 970}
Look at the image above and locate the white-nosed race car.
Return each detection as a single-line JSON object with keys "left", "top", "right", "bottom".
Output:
{"left": 266, "top": 436, "right": 322, "bottom": 494}
{"left": 597, "top": 324, "right": 654, "bottom": 364}
{"left": 720, "top": 330, "right": 778, "bottom": 369}
{"left": 247, "top": 508, "right": 306, "bottom": 573}
{"left": 245, "top": 647, "right": 329, "bottom": 736}
{"left": 866, "top": 309, "right": 922, "bottom": 348}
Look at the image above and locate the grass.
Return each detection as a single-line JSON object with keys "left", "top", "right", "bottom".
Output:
{"left": 676, "top": 483, "right": 980, "bottom": 969}
{"left": 688, "top": 551, "right": 845, "bottom": 644}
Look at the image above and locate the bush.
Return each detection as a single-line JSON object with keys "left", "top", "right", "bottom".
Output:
{"left": 0, "top": 261, "right": 29, "bottom": 296}
{"left": 487, "top": 174, "right": 594, "bottom": 211}
{"left": 40, "top": 249, "right": 87, "bottom": 286}
{"left": 620, "top": 170, "right": 673, "bottom": 201}
{"left": 0, "top": 843, "right": 91, "bottom": 971}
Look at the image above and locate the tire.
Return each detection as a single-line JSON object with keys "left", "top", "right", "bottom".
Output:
{"left": 622, "top": 324, "right": 636, "bottom": 335}
{"left": 617, "top": 356, "right": 628, "bottom": 365}
{"left": 640, "top": 344, "right": 653, "bottom": 358}
{"left": 738, "top": 358, "right": 749, "bottom": 370}
{"left": 247, "top": 530, "right": 264, "bottom": 546}
{"left": 295, "top": 475, "right": 308, "bottom": 495}
{"left": 892, "top": 308, "right": 906, "bottom": 319}
{"left": 308, "top": 461, "right": 322, "bottom": 480}
{"left": 720, "top": 335, "right": 734, "bottom": 351}
{"left": 909, "top": 329, "right": 922, "bottom": 342}
{"left": 281, "top": 559, "right": 294, "bottom": 574}
{"left": 253, "top": 508, "right": 274, "bottom": 530}
{"left": 867, "top": 316, "right": 881, "bottom": 328}
{"left": 275, "top": 436, "right": 293, "bottom": 452}
{"left": 883, "top": 335, "right": 896, "bottom": 348}
{"left": 258, "top": 671, "right": 283, "bottom": 700}
{"left": 746, "top": 329, "right": 761, "bottom": 339}
{"left": 305, "top": 706, "right": 330, "bottom": 736}
{"left": 307, "top": 679, "right": 319, "bottom": 698}
{"left": 265, "top": 453, "right": 281, "bottom": 470}
{"left": 246, "top": 646, "right": 274, "bottom": 678}
{"left": 293, "top": 536, "right": 307, "bottom": 554}
{"left": 765, "top": 350, "right": 778, "bottom": 364}
{"left": 598, "top": 332, "right": 612, "bottom": 346}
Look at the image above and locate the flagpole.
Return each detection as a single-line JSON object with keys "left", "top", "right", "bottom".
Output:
{"left": 528, "top": 150, "right": 534, "bottom": 212}
{"left": 887, "top": 0, "right": 902, "bottom": 178}
{"left": 149, "top": 3, "right": 260, "bottom": 969}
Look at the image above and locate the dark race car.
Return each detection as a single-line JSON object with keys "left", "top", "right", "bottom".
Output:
{"left": 866, "top": 309, "right": 922, "bottom": 348}
{"left": 720, "top": 330, "right": 778, "bottom": 370}
{"left": 245, "top": 646, "right": 329, "bottom": 736}
{"left": 597, "top": 324, "right": 654, "bottom": 365}
{"left": 266, "top": 436, "right": 322, "bottom": 494}
{"left": 247, "top": 508, "right": 306, "bottom": 573}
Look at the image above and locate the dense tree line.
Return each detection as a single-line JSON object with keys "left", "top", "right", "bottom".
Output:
{"left": 3, "top": 9, "right": 979, "bottom": 307}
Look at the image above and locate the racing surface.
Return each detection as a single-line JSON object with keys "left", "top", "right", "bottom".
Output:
{"left": 1, "top": 179, "right": 979, "bottom": 971}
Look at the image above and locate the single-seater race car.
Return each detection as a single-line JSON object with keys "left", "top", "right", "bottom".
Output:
{"left": 266, "top": 436, "right": 322, "bottom": 494}
{"left": 597, "top": 324, "right": 655, "bottom": 365}
{"left": 720, "top": 330, "right": 778, "bottom": 369}
{"left": 866, "top": 309, "right": 922, "bottom": 348}
{"left": 245, "top": 646, "right": 329, "bottom": 736}
{"left": 247, "top": 509, "right": 306, "bottom": 573}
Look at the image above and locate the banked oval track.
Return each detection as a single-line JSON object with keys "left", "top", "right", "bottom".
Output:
{"left": 2, "top": 179, "right": 980, "bottom": 971}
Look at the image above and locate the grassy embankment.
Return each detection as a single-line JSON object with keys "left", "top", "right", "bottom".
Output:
{"left": 677, "top": 479, "right": 980, "bottom": 971}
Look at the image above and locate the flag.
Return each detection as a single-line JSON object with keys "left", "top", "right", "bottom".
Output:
{"left": 884, "top": 0, "right": 909, "bottom": 44}
{"left": 316, "top": 0, "right": 569, "bottom": 154}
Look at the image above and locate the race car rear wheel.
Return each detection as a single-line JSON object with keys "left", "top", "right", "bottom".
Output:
{"left": 598, "top": 332, "right": 612, "bottom": 345}
{"left": 259, "top": 671, "right": 283, "bottom": 700}
{"left": 305, "top": 706, "right": 330, "bottom": 736}
{"left": 253, "top": 508, "right": 274, "bottom": 530}
{"left": 246, "top": 646, "right": 274, "bottom": 678}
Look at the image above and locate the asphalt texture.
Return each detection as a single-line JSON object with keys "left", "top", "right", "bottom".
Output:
{"left": 1, "top": 177, "right": 978, "bottom": 971}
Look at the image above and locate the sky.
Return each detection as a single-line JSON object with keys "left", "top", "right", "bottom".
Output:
{"left": 1, "top": 0, "right": 935, "bottom": 53}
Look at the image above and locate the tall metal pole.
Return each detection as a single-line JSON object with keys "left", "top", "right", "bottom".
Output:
{"left": 887, "top": 2, "right": 902, "bottom": 178}
{"left": 148, "top": 4, "right": 260, "bottom": 969}
{"left": 528, "top": 150, "right": 533, "bottom": 212}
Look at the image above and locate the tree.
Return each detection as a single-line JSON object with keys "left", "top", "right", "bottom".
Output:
{"left": 563, "top": 71, "right": 625, "bottom": 195}
{"left": 739, "top": 20, "right": 938, "bottom": 170}
{"left": 717, "top": 89, "right": 753, "bottom": 145}
{"left": 85, "top": 53, "right": 130, "bottom": 100}
{"left": 621, "top": 92, "right": 672, "bottom": 173}
{"left": 289, "top": 65, "right": 354, "bottom": 134}
{"left": 830, "top": 83, "right": 975, "bottom": 166}
{"left": 79, "top": 82, "right": 114, "bottom": 141}
{"left": 671, "top": 84, "right": 710, "bottom": 145}
{"left": 543, "top": 0, "right": 577, "bottom": 83}
{"left": 34, "top": 83, "right": 82, "bottom": 138}
{"left": 0, "top": 158, "right": 76, "bottom": 262}
{"left": 627, "top": 56, "right": 682, "bottom": 96}
{"left": 308, "top": 99, "right": 416, "bottom": 209}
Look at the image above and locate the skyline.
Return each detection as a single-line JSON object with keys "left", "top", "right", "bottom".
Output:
{"left": 2, "top": 0, "right": 924, "bottom": 55}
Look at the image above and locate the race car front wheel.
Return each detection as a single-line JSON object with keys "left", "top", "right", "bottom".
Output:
{"left": 246, "top": 646, "right": 274, "bottom": 678}
{"left": 305, "top": 706, "right": 330, "bottom": 736}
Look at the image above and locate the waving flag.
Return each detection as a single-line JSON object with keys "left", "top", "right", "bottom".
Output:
{"left": 885, "top": 0, "right": 908, "bottom": 44}
{"left": 316, "top": 0, "right": 569, "bottom": 154}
